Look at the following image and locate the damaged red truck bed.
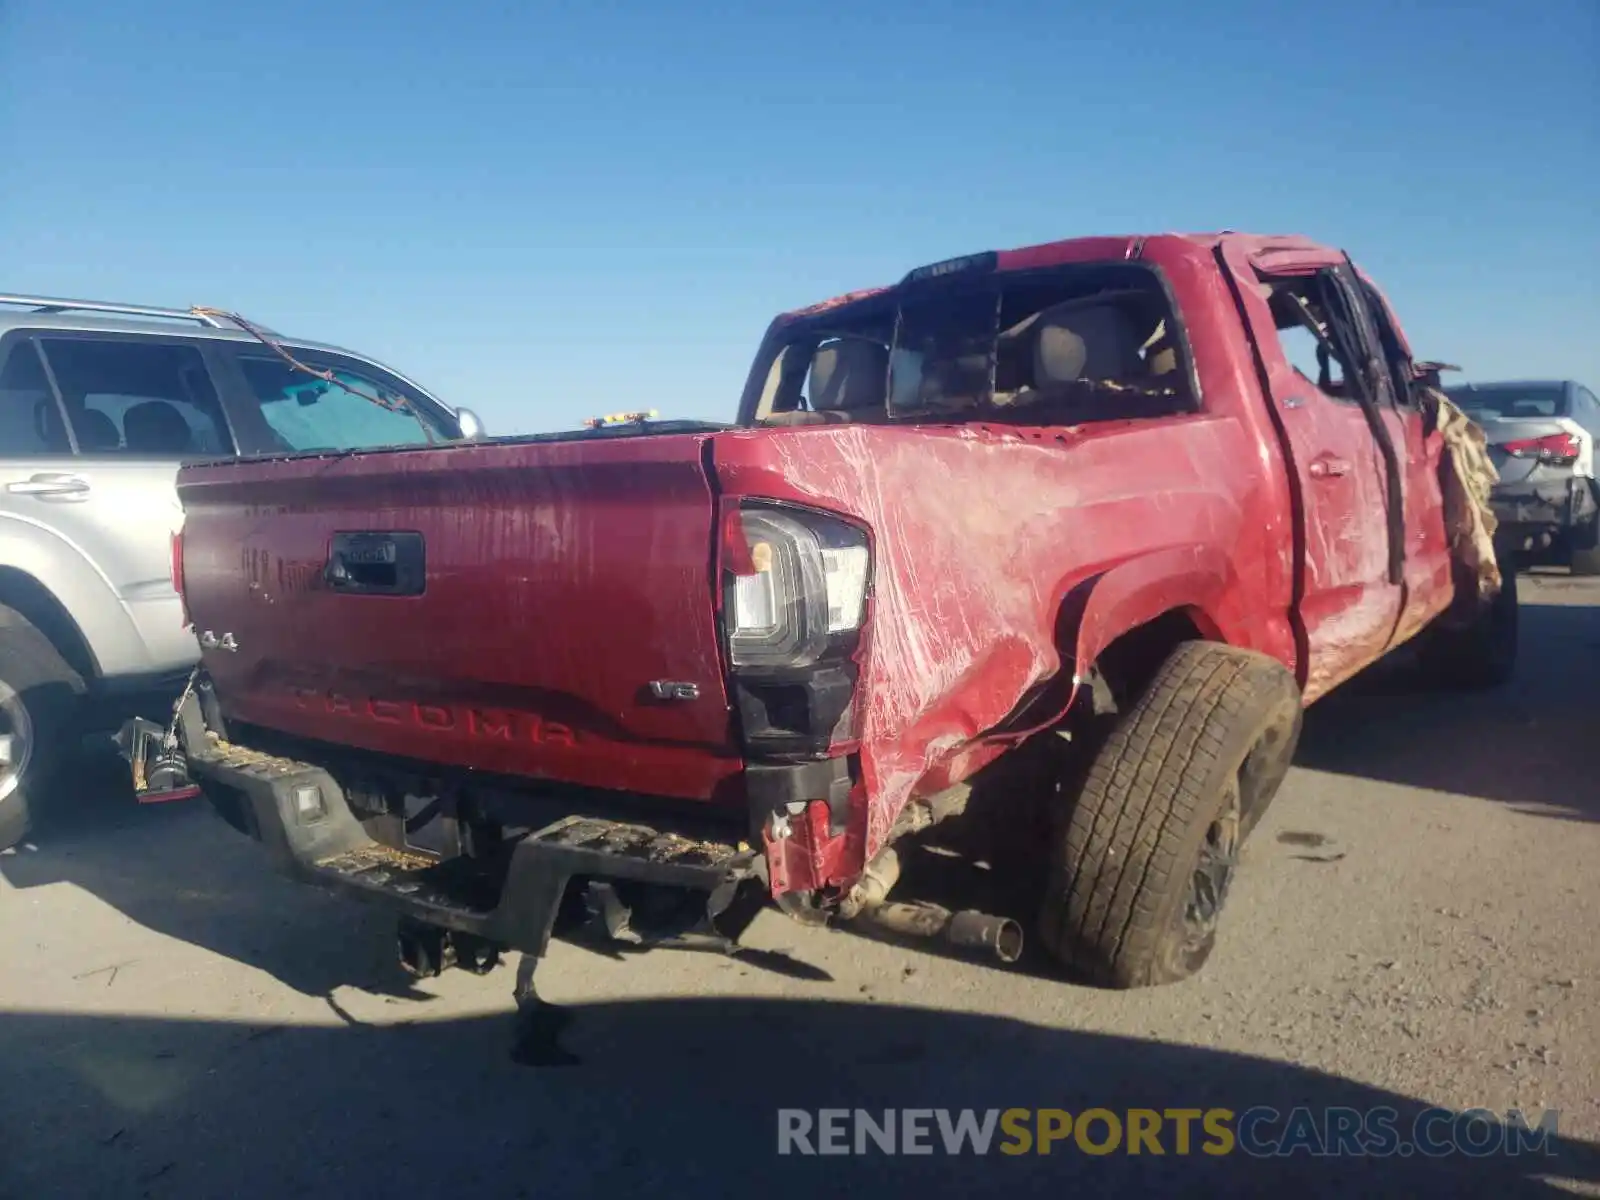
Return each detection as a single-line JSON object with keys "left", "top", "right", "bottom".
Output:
{"left": 160, "top": 232, "right": 1513, "bottom": 1036}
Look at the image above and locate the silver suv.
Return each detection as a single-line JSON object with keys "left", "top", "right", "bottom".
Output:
{"left": 0, "top": 293, "right": 485, "bottom": 849}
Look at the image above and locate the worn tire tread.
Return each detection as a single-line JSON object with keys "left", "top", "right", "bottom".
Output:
{"left": 1416, "top": 569, "right": 1518, "bottom": 689}
{"left": 1039, "top": 640, "right": 1300, "bottom": 988}
{"left": 1568, "top": 545, "right": 1600, "bottom": 577}
{"left": 0, "top": 605, "right": 84, "bottom": 851}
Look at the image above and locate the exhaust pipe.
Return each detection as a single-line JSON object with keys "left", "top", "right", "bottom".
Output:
{"left": 837, "top": 847, "right": 902, "bottom": 920}
{"left": 846, "top": 900, "right": 1024, "bottom": 964}
{"left": 947, "top": 909, "right": 1026, "bottom": 962}
{"left": 835, "top": 838, "right": 1024, "bottom": 964}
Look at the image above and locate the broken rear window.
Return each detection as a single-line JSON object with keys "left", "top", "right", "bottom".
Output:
{"left": 749, "top": 264, "right": 1194, "bottom": 426}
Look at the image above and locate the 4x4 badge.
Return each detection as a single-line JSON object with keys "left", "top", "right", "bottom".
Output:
{"left": 200, "top": 631, "right": 239, "bottom": 652}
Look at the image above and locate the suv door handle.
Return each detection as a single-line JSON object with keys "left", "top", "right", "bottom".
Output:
{"left": 1307, "top": 455, "right": 1351, "bottom": 480}
{"left": 6, "top": 473, "right": 91, "bottom": 501}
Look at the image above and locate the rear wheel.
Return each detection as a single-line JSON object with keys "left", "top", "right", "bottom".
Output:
{"left": 1037, "top": 641, "right": 1303, "bottom": 989}
{"left": 0, "top": 607, "right": 82, "bottom": 852}
{"left": 1569, "top": 515, "right": 1600, "bottom": 577}
{"left": 1417, "top": 569, "right": 1519, "bottom": 689}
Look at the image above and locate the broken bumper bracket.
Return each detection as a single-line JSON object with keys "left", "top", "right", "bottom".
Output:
{"left": 180, "top": 723, "right": 764, "bottom": 962}
{"left": 116, "top": 715, "right": 202, "bottom": 804}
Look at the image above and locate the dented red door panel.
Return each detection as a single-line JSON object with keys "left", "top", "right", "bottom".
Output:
{"left": 1389, "top": 404, "right": 1456, "bottom": 644}
{"left": 712, "top": 411, "right": 1292, "bottom": 861}
{"left": 1217, "top": 240, "right": 1403, "bottom": 701}
{"left": 1355, "top": 278, "right": 1457, "bottom": 645}
{"left": 178, "top": 435, "right": 743, "bottom": 802}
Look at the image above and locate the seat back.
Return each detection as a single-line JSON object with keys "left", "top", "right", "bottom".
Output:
{"left": 123, "top": 400, "right": 193, "bottom": 454}
{"left": 810, "top": 338, "right": 889, "bottom": 414}
{"left": 1033, "top": 303, "right": 1146, "bottom": 385}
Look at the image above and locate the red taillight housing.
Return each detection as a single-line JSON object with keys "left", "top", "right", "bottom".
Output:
{"left": 717, "top": 498, "right": 872, "bottom": 755}
{"left": 719, "top": 501, "right": 871, "bottom": 671}
{"left": 1502, "top": 432, "right": 1581, "bottom": 464}
{"left": 171, "top": 529, "right": 190, "bottom": 628}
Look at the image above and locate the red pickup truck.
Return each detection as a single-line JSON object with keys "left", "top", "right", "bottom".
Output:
{"left": 157, "top": 232, "right": 1511, "bottom": 1038}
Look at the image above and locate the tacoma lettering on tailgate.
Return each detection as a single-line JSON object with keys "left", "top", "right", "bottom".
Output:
{"left": 291, "top": 687, "right": 578, "bottom": 748}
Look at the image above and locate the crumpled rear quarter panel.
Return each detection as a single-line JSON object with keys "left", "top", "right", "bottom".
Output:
{"left": 711, "top": 417, "right": 1284, "bottom": 864}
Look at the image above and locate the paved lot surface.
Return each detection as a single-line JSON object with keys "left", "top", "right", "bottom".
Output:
{"left": 2, "top": 572, "right": 1597, "bottom": 1198}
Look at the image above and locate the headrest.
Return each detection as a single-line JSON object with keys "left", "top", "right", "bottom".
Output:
{"left": 1142, "top": 319, "right": 1178, "bottom": 377}
{"left": 75, "top": 409, "right": 121, "bottom": 451}
{"left": 1033, "top": 304, "right": 1145, "bottom": 385}
{"left": 810, "top": 338, "right": 888, "bottom": 411}
{"left": 32, "top": 399, "right": 69, "bottom": 451}
{"left": 123, "top": 401, "right": 193, "bottom": 454}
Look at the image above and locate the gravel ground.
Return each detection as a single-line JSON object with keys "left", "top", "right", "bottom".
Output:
{"left": 2, "top": 572, "right": 1596, "bottom": 1198}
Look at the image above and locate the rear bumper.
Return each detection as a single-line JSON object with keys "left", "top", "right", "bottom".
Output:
{"left": 187, "top": 732, "right": 764, "bottom": 956}
{"left": 157, "top": 671, "right": 803, "bottom": 955}
{"left": 1490, "top": 476, "right": 1597, "bottom": 545}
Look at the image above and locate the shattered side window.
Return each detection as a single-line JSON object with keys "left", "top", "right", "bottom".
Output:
{"left": 750, "top": 311, "right": 896, "bottom": 424}
{"left": 750, "top": 266, "right": 1194, "bottom": 425}
{"left": 1277, "top": 323, "right": 1345, "bottom": 390}
{"left": 887, "top": 288, "right": 1000, "bottom": 415}
{"left": 1264, "top": 282, "right": 1356, "bottom": 402}
{"left": 889, "top": 274, "right": 1190, "bottom": 421}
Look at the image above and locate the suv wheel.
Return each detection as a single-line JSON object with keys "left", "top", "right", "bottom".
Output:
{"left": 1037, "top": 641, "right": 1302, "bottom": 988}
{"left": 0, "top": 607, "right": 82, "bottom": 852}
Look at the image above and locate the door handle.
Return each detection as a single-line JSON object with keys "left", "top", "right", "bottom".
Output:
{"left": 6, "top": 473, "right": 91, "bottom": 501}
{"left": 1308, "top": 455, "right": 1351, "bottom": 480}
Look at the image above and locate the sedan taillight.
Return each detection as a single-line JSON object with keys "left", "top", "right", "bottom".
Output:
{"left": 1502, "top": 432, "right": 1581, "bottom": 464}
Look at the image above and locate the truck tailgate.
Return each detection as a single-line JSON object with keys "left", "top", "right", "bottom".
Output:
{"left": 177, "top": 435, "right": 739, "bottom": 801}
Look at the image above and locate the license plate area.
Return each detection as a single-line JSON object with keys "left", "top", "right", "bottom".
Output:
{"left": 325, "top": 531, "right": 425, "bottom": 596}
{"left": 344, "top": 783, "right": 461, "bottom": 860}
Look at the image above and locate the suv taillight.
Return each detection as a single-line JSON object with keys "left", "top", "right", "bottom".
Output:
{"left": 1503, "top": 432, "right": 1581, "bottom": 464}
{"left": 171, "top": 529, "right": 190, "bottom": 628}
{"left": 720, "top": 500, "right": 871, "bottom": 754}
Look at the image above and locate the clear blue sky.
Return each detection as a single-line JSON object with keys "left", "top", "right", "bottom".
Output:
{"left": 2, "top": 0, "right": 1595, "bottom": 434}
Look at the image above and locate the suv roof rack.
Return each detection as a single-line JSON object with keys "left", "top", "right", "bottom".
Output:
{"left": 0, "top": 292, "right": 255, "bottom": 331}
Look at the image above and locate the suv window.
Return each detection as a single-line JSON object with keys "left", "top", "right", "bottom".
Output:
{"left": 230, "top": 352, "right": 451, "bottom": 452}
{"left": 37, "top": 338, "right": 233, "bottom": 456}
{"left": 0, "top": 339, "right": 71, "bottom": 456}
